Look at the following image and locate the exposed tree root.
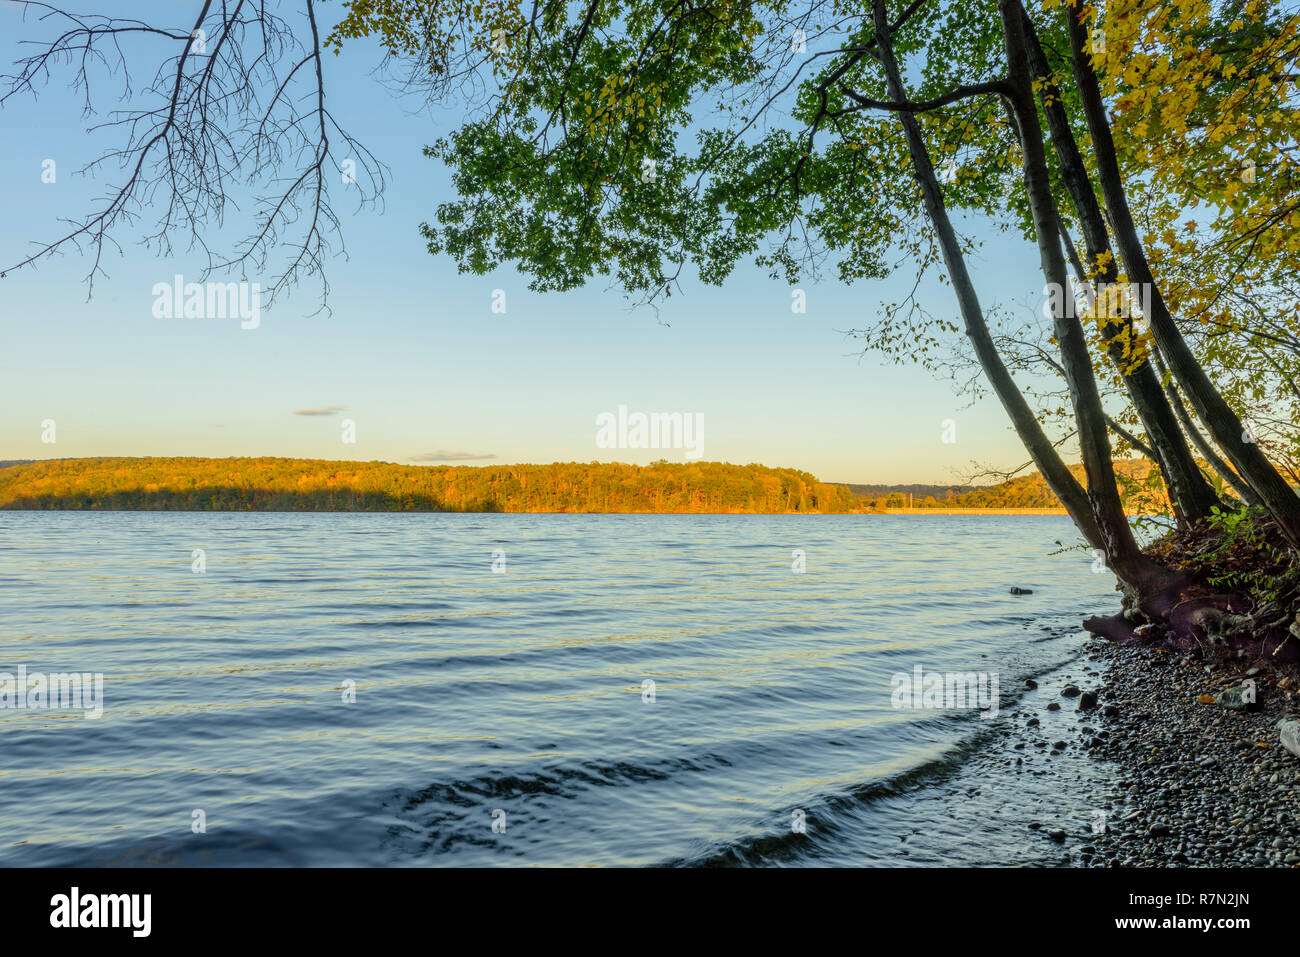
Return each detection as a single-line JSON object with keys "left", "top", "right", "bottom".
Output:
{"left": 1084, "top": 511, "right": 1300, "bottom": 667}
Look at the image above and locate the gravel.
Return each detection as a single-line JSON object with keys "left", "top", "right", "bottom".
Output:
{"left": 1081, "top": 639, "right": 1300, "bottom": 867}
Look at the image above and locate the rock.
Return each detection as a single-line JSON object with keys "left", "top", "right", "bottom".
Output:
{"left": 1048, "top": 829, "right": 1066, "bottom": 842}
{"left": 1213, "top": 686, "right": 1260, "bottom": 711}
{"left": 1027, "top": 718, "right": 1040, "bottom": 727}
{"left": 1010, "top": 587, "right": 1034, "bottom": 595}
{"left": 1024, "top": 678, "right": 1038, "bottom": 690}
{"left": 1148, "top": 824, "right": 1173, "bottom": 838}
{"left": 1078, "top": 690, "right": 1099, "bottom": 711}
{"left": 1053, "top": 740, "right": 1067, "bottom": 750}
{"left": 1084, "top": 613, "right": 1135, "bottom": 641}
{"left": 1047, "top": 702, "right": 1061, "bottom": 711}
{"left": 1189, "top": 607, "right": 1254, "bottom": 642}
{"left": 1102, "top": 704, "right": 1120, "bottom": 718}
{"left": 1062, "top": 685, "right": 1081, "bottom": 697}
{"left": 1277, "top": 717, "right": 1300, "bottom": 759}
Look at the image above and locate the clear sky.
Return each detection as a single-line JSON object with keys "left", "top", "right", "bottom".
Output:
{"left": 0, "top": 1, "right": 1062, "bottom": 485}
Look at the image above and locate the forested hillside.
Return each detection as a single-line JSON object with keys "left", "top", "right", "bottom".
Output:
{"left": 838, "top": 483, "right": 974, "bottom": 504}
{"left": 951, "top": 460, "right": 1168, "bottom": 511}
{"left": 0, "top": 457, "right": 856, "bottom": 513}
{"left": 0, "top": 456, "right": 1188, "bottom": 513}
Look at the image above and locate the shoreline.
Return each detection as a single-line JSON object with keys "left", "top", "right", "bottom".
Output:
{"left": 1058, "top": 637, "right": 1300, "bottom": 867}
{"left": 0, "top": 506, "right": 1091, "bottom": 515}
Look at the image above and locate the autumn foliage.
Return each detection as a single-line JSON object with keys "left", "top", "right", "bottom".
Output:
{"left": 0, "top": 458, "right": 857, "bottom": 513}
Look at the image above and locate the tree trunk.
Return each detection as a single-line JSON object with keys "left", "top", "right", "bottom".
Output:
{"left": 1064, "top": 0, "right": 1300, "bottom": 548}
{"left": 868, "top": 0, "right": 1104, "bottom": 550}
{"left": 999, "top": 0, "right": 1176, "bottom": 597}
{"left": 1151, "top": 347, "right": 1264, "bottom": 509}
{"left": 1020, "top": 1, "right": 1219, "bottom": 527}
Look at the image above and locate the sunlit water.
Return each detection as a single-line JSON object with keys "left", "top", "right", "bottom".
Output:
{"left": 0, "top": 513, "right": 1123, "bottom": 866}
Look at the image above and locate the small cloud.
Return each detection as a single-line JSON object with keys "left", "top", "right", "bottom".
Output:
{"left": 293, "top": 405, "right": 345, "bottom": 416}
{"left": 410, "top": 450, "right": 497, "bottom": 462}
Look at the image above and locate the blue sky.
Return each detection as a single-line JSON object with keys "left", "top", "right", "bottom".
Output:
{"left": 0, "top": 1, "right": 1060, "bottom": 484}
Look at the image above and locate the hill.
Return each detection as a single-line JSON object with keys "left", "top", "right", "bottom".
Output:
{"left": 834, "top": 483, "right": 974, "bottom": 503}
{"left": 952, "top": 459, "right": 1166, "bottom": 510}
{"left": 0, "top": 457, "right": 857, "bottom": 513}
{"left": 839, "top": 459, "right": 1169, "bottom": 511}
{"left": 0, "top": 456, "right": 1175, "bottom": 513}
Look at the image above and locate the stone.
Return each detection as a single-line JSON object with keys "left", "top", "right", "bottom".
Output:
{"left": 1278, "top": 717, "right": 1300, "bottom": 759}
{"left": 1079, "top": 690, "right": 1099, "bottom": 711}
{"left": 1214, "top": 686, "right": 1260, "bottom": 711}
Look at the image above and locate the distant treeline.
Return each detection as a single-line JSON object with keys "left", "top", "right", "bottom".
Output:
{"left": 842, "top": 460, "right": 1168, "bottom": 511}
{"left": 837, "top": 482, "right": 975, "bottom": 504}
{"left": 0, "top": 457, "right": 857, "bottom": 513}
{"left": 0, "top": 457, "right": 1172, "bottom": 513}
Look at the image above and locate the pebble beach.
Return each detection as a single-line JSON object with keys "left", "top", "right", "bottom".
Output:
{"left": 1039, "top": 638, "right": 1300, "bottom": 868}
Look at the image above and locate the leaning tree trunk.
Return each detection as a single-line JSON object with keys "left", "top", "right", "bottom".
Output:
{"left": 1151, "top": 347, "right": 1265, "bottom": 508}
{"left": 1064, "top": 0, "right": 1300, "bottom": 549}
{"left": 868, "top": 0, "right": 1104, "bottom": 550}
{"left": 999, "top": 0, "right": 1180, "bottom": 603}
{"left": 1019, "top": 1, "right": 1221, "bottom": 527}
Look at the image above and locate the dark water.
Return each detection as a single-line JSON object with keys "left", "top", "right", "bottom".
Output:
{"left": 0, "top": 513, "right": 1122, "bottom": 866}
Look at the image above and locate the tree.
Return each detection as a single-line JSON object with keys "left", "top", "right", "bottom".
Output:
{"left": 319, "top": 0, "right": 1300, "bottom": 626}
{"left": 1060, "top": 0, "right": 1300, "bottom": 546}
{"left": 1, "top": 0, "right": 384, "bottom": 309}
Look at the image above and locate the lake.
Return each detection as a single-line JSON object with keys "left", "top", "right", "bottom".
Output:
{"left": 0, "top": 512, "right": 1122, "bottom": 866}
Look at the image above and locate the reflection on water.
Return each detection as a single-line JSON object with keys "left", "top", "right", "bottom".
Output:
{"left": 0, "top": 512, "right": 1119, "bottom": 866}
